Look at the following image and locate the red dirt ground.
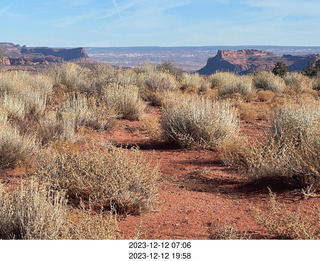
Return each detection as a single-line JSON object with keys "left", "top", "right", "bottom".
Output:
{"left": 100, "top": 107, "right": 320, "bottom": 240}
{"left": 1, "top": 106, "right": 319, "bottom": 239}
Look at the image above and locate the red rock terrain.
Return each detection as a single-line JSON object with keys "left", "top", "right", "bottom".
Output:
{"left": 99, "top": 108, "right": 319, "bottom": 240}
{"left": 0, "top": 104, "right": 318, "bottom": 240}
{"left": 0, "top": 42, "right": 94, "bottom": 66}
{"left": 198, "top": 49, "right": 320, "bottom": 75}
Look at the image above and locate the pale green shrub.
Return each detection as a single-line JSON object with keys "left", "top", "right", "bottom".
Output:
{"left": 50, "top": 63, "right": 91, "bottom": 92}
{"left": 0, "top": 120, "right": 37, "bottom": 168}
{"left": 144, "top": 71, "right": 179, "bottom": 92}
{"left": 0, "top": 180, "right": 68, "bottom": 239}
{"left": 0, "top": 94, "right": 26, "bottom": 118}
{"left": 312, "top": 75, "right": 320, "bottom": 90}
{"left": 0, "top": 179, "right": 121, "bottom": 239}
{"left": 102, "top": 84, "right": 146, "bottom": 120}
{"left": 161, "top": 95, "right": 239, "bottom": 148}
{"left": 0, "top": 71, "right": 51, "bottom": 116}
{"left": 37, "top": 110, "right": 77, "bottom": 145}
{"left": 224, "top": 99, "right": 320, "bottom": 190}
{"left": 254, "top": 191, "right": 320, "bottom": 239}
{"left": 60, "top": 94, "right": 96, "bottom": 127}
{"left": 209, "top": 72, "right": 253, "bottom": 96}
{"left": 272, "top": 99, "right": 320, "bottom": 143}
{"left": 253, "top": 71, "right": 285, "bottom": 93}
{"left": 181, "top": 73, "right": 211, "bottom": 91}
{"left": 36, "top": 143, "right": 159, "bottom": 214}
{"left": 284, "top": 72, "right": 313, "bottom": 93}
{"left": 209, "top": 72, "right": 238, "bottom": 89}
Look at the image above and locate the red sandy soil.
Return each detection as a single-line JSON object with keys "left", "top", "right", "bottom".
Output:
{"left": 1, "top": 106, "right": 319, "bottom": 240}
{"left": 101, "top": 107, "right": 320, "bottom": 240}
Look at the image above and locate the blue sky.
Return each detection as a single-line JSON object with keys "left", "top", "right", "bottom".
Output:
{"left": 0, "top": 0, "right": 319, "bottom": 47}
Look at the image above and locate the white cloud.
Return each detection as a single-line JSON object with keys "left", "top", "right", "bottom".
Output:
{"left": 242, "top": 0, "right": 320, "bottom": 16}
{"left": 216, "top": 0, "right": 229, "bottom": 4}
{"left": 59, "top": 0, "right": 91, "bottom": 7}
{"left": 53, "top": 11, "right": 98, "bottom": 27}
{"left": 112, "top": 0, "right": 122, "bottom": 20}
{"left": 0, "top": 7, "right": 9, "bottom": 16}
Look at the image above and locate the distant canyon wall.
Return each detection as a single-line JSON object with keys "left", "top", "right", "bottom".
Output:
{"left": 198, "top": 49, "right": 320, "bottom": 75}
{"left": 0, "top": 42, "right": 94, "bottom": 66}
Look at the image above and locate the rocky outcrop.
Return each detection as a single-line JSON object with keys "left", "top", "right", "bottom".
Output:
{"left": 0, "top": 42, "right": 95, "bottom": 66}
{"left": 9, "top": 56, "right": 64, "bottom": 66}
{"left": 198, "top": 49, "right": 320, "bottom": 75}
{"left": 21, "top": 47, "right": 90, "bottom": 61}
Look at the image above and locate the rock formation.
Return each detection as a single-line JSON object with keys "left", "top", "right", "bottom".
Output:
{"left": 198, "top": 49, "right": 320, "bottom": 75}
{"left": 0, "top": 42, "right": 94, "bottom": 66}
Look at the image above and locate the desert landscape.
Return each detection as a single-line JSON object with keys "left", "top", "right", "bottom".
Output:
{"left": 1, "top": 43, "right": 320, "bottom": 240}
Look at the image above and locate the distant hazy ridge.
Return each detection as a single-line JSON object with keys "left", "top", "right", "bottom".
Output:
{"left": 85, "top": 46, "right": 320, "bottom": 71}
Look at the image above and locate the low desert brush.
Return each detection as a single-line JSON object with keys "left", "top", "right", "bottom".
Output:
{"left": 253, "top": 71, "right": 285, "bottom": 93}
{"left": 0, "top": 119, "right": 37, "bottom": 168}
{"left": 0, "top": 179, "right": 121, "bottom": 240}
{"left": 139, "top": 114, "right": 162, "bottom": 140}
{"left": 208, "top": 220, "right": 242, "bottom": 240}
{"left": 102, "top": 83, "right": 146, "bottom": 120}
{"left": 0, "top": 71, "right": 51, "bottom": 116}
{"left": 222, "top": 99, "right": 320, "bottom": 190}
{"left": 50, "top": 63, "right": 91, "bottom": 92}
{"left": 161, "top": 95, "right": 239, "bottom": 148}
{"left": 143, "top": 71, "right": 179, "bottom": 93}
{"left": 253, "top": 190, "right": 320, "bottom": 239}
{"left": 0, "top": 179, "right": 68, "bottom": 239}
{"left": 37, "top": 110, "right": 77, "bottom": 145}
{"left": 244, "top": 91, "right": 258, "bottom": 102}
{"left": 181, "top": 73, "right": 211, "bottom": 91}
{"left": 284, "top": 72, "right": 313, "bottom": 93}
{"left": 238, "top": 103, "right": 258, "bottom": 123}
{"left": 257, "top": 90, "right": 275, "bottom": 101}
{"left": 35, "top": 142, "right": 159, "bottom": 215}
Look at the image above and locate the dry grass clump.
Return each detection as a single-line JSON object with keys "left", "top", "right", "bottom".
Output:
{"left": 0, "top": 179, "right": 121, "bottom": 240}
{"left": 0, "top": 94, "right": 26, "bottom": 118}
{"left": 312, "top": 75, "right": 320, "bottom": 90}
{"left": 253, "top": 71, "right": 285, "bottom": 93}
{"left": 222, "top": 99, "right": 320, "bottom": 190}
{"left": 0, "top": 71, "right": 52, "bottom": 117}
{"left": 208, "top": 220, "right": 241, "bottom": 240}
{"left": 181, "top": 73, "right": 211, "bottom": 91}
{"left": 244, "top": 91, "right": 258, "bottom": 102}
{"left": 50, "top": 63, "right": 91, "bottom": 92}
{"left": 37, "top": 110, "right": 77, "bottom": 145}
{"left": 238, "top": 103, "right": 258, "bottom": 123}
{"left": 0, "top": 71, "right": 52, "bottom": 96}
{"left": 284, "top": 72, "right": 313, "bottom": 93}
{"left": 60, "top": 94, "right": 97, "bottom": 128}
{"left": 0, "top": 111, "right": 37, "bottom": 168}
{"left": 35, "top": 142, "right": 159, "bottom": 214}
{"left": 257, "top": 90, "right": 275, "bottom": 101}
{"left": 66, "top": 207, "right": 121, "bottom": 240}
{"left": 161, "top": 95, "right": 239, "bottom": 148}
{"left": 272, "top": 99, "right": 320, "bottom": 143}
{"left": 0, "top": 180, "right": 68, "bottom": 239}
{"left": 91, "top": 64, "right": 138, "bottom": 93}
{"left": 136, "top": 64, "right": 180, "bottom": 105}
{"left": 209, "top": 72, "right": 253, "bottom": 96}
{"left": 254, "top": 190, "right": 320, "bottom": 239}
{"left": 57, "top": 93, "right": 117, "bottom": 132}
{"left": 139, "top": 114, "right": 162, "bottom": 140}
{"left": 102, "top": 83, "right": 146, "bottom": 120}
{"left": 143, "top": 71, "right": 179, "bottom": 93}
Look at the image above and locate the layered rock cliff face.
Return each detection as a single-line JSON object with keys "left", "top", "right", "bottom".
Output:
{"left": 198, "top": 49, "right": 320, "bottom": 75}
{"left": 0, "top": 42, "right": 94, "bottom": 65}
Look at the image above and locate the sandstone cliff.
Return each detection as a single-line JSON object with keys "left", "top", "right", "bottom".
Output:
{"left": 0, "top": 42, "right": 94, "bottom": 65}
{"left": 198, "top": 49, "right": 320, "bottom": 75}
